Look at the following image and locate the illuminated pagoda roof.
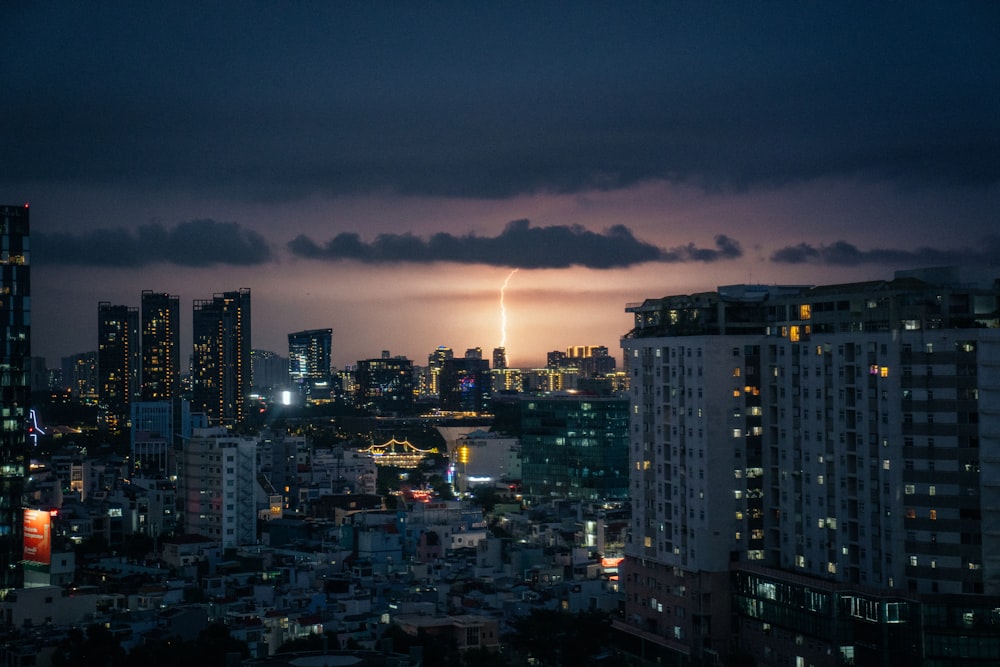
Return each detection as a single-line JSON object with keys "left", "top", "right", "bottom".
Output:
{"left": 359, "top": 437, "right": 437, "bottom": 468}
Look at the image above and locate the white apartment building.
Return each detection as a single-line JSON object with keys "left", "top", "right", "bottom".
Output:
{"left": 619, "top": 269, "right": 1000, "bottom": 666}
{"left": 179, "top": 427, "right": 258, "bottom": 549}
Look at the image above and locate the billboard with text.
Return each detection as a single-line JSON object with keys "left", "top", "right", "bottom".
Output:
{"left": 22, "top": 509, "right": 52, "bottom": 565}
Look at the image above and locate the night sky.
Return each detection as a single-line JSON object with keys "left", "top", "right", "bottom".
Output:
{"left": 3, "top": 2, "right": 999, "bottom": 369}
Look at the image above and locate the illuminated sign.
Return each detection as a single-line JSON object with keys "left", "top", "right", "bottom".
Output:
{"left": 23, "top": 509, "right": 52, "bottom": 565}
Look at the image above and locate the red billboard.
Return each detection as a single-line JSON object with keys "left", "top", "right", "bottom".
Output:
{"left": 22, "top": 509, "right": 51, "bottom": 565}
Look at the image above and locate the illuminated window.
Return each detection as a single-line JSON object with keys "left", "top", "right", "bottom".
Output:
{"left": 644, "top": 536, "right": 652, "bottom": 548}
{"left": 789, "top": 326, "right": 800, "bottom": 342}
{"left": 880, "top": 366, "right": 889, "bottom": 378}
{"left": 929, "top": 485, "right": 936, "bottom": 496}
{"left": 929, "top": 510, "right": 937, "bottom": 520}
{"left": 909, "top": 555, "right": 918, "bottom": 566}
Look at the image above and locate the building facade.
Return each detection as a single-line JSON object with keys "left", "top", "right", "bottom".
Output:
{"left": 97, "top": 302, "right": 139, "bottom": 431}
{"left": 354, "top": 354, "right": 415, "bottom": 415}
{"left": 519, "top": 394, "right": 630, "bottom": 500}
{"left": 191, "top": 289, "right": 251, "bottom": 427}
{"left": 178, "top": 427, "right": 257, "bottom": 549}
{"left": 288, "top": 328, "right": 333, "bottom": 399}
{"left": 0, "top": 204, "right": 30, "bottom": 591}
{"left": 439, "top": 357, "right": 492, "bottom": 414}
{"left": 619, "top": 269, "right": 1000, "bottom": 666}
{"left": 140, "top": 290, "right": 180, "bottom": 402}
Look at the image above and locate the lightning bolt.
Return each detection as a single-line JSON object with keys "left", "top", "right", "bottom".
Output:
{"left": 500, "top": 269, "right": 518, "bottom": 349}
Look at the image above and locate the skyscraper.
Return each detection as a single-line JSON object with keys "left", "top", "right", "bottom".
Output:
{"left": 354, "top": 354, "right": 415, "bottom": 415}
{"left": 140, "top": 290, "right": 180, "bottom": 402}
{"left": 439, "top": 357, "right": 491, "bottom": 414}
{"left": 427, "top": 346, "right": 453, "bottom": 396}
{"left": 191, "top": 289, "right": 251, "bottom": 427}
{"left": 0, "top": 204, "right": 29, "bottom": 590}
{"left": 288, "top": 328, "right": 332, "bottom": 398}
{"left": 97, "top": 301, "right": 139, "bottom": 431}
{"left": 619, "top": 270, "right": 1000, "bottom": 665}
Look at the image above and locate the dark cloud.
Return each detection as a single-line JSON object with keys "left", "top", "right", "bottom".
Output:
{"left": 288, "top": 219, "right": 741, "bottom": 269}
{"left": 3, "top": 3, "right": 998, "bottom": 202}
{"left": 34, "top": 219, "right": 273, "bottom": 267}
{"left": 770, "top": 237, "right": 1000, "bottom": 267}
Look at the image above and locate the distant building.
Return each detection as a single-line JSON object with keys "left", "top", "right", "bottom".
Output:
{"left": 140, "top": 290, "right": 180, "bottom": 402}
{"left": 0, "top": 204, "right": 30, "bottom": 590}
{"left": 251, "top": 349, "right": 288, "bottom": 393}
{"left": 97, "top": 301, "right": 140, "bottom": 431}
{"left": 191, "top": 289, "right": 251, "bottom": 427}
{"left": 439, "top": 357, "right": 491, "bottom": 414}
{"left": 61, "top": 351, "right": 97, "bottom": 403}
{"left": 354, "top": 354, "right": 415, "bottom": 415}
{"left": 519, "top": 393, "right": 629, "bottom": 500}
{"left": 288, "top": 328, "right": 333, "bottom": 400}
{"left": 427, "top": 345, "right": 453, "bottom": 396}
{"left": 492, "top": 346, "right": 507, "bottom": 369}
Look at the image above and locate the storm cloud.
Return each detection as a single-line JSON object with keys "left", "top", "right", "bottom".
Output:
{"left": 34, "top": 219, "right": 273, "bottom": 267}
{"left": 771, "top": 237, "right": 1000, "bottom": 268}
{"left": 288, "top": 220, "right": 742, "bottom": 269}
{"left": 4, "top": 4, "right": 999, "bottom": 202}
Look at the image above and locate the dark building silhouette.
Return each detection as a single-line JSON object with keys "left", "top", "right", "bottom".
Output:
{"left": 0, "top": 204, "right": 29, "bottom": 590}
{"left": 191, "top": 289, "right": 251, "bottom": 427}
{"left": 354, "top": 354, "right": 414, "bottom": 415}
{"left": 140, "top": 290, "right": 180, "bottom": 402}
{"left": 439, "top": 357, "right": 491, "bottom": 413}
{"left": 97, "top": 301, "right": 139, "bottom": 431}
{"left": 61, "top": 351, "right": 97, "bottom": 402}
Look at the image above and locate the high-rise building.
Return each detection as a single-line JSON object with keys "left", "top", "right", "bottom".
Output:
{"left": 427, "top": 346, "right": 454, "bottom": 396}
{"left": 97, "top": 302, "right": 140, "bottom": 431}
{"left": 354, "top": 354, "right": 415, "bottom": 415}
{"left": 439, "top": 357, "right": 492, "bottom": 414}
{"left": 492, "top": 347, "right": 507, "bottom": 370}
{"left": 288, "top": 328, "right": 332, "bottom": 398}
{"left": 61, "top": 351, "right": 97, "bottom": 404}
{"left": 619, "top": 269, "right": 1000, "bottom": 666}
{"left": 191, "top": 289, "right": 251, "bottom": 427}
{"left": 518, "top": 394, "right": 629, "bottom": 500}
{"left": 0, "top": 204, "right": 29, "bottom": 591}
{"left": 140, "top": 290, "right": 180, "bottom": 402}
{"left": 250, "top": 349, "right": 289, "bottom": 392}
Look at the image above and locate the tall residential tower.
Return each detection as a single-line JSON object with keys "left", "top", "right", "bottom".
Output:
{"left": 619, "top": 269, "right": 1000, "bottom": 666}
{"left": 191, "top": 289, "right": 251, "bottom": 427}
{"left": 140, "top": 290, "right": 180, "bottom": 402}
{"left": 97, "top": 302, "right": 139, "bottom": 431}
{"left": 0, "top": 205, "right": 30, "bottom": 591}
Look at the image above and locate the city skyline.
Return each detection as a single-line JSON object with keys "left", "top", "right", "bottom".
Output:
{"left": 3, "top": 3, "right": 998, "bottom": 369}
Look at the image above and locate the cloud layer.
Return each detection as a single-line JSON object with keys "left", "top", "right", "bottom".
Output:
{"left": 771, "top": 237, "right": 1000, "bottom": 267}
{"left": 288, "top": 219, "right": 741, "bottom": 269}
{"left": 4, "top": 4, "right": 999, "bottom": 203}
{"left": 32, "top": 218, "right": 1000, "bottom": 271}
{"left": 34, "top": 219, "right": 272, "bottom": 267}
